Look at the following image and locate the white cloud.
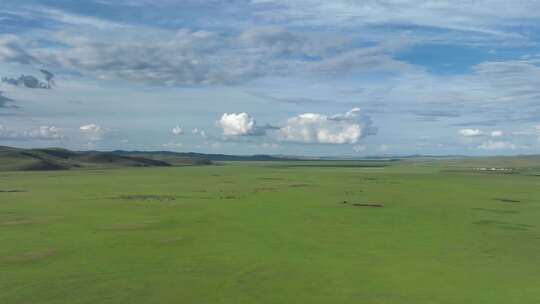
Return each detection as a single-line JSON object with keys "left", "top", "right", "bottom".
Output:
{"left": 459, "top": 129, "right": 483, "bottom": 137}
{"left": 28, "top": 126, "right": 64, "bottom": 139}
{"left": 0, "top": 124, "right": 63, "bottom": 140}
{"left": 217, "top": 113, "right": 256, "bottom": 136}
{"left": 192, "top": 128, "right": 207, "bottom": 138}
{"left": 172, "top": 125, "right": 183, "bottom": 135}
{"left": 276, "top": 108, "right": 374, "bottom": 144}
{"left": 80, "top": 123, "right": 101, "bottom": 132}
{"left": 490, "top": 130, "right": 503, "bottom": 137}
{"left": 478, "top": 140, "right": 517, "bottom": 150}
{"left": 79, "top": 123, "right": 104, "bottom": 141}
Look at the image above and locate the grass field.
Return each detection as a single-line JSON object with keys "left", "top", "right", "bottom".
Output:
{"left": 1, "top": 160, "right": 540, "bottom": 303}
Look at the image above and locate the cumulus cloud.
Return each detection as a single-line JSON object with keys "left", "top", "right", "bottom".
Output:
{"left": 276, "top": 108, "right": 375, "bottom": 144}
{"left": 217, "top": 113, "right": 257, "bottom": 136}
{"left": 79, "top": 123, "right": 104, "bottom": 141}
{"left": 172, "top": 125, "right": 183, "bottom": 135}
{"left": 459, "top": 129, "right": 483, "bottom": 137}
{"left": 478, "top": 140, "right": 517, "bottom": 150}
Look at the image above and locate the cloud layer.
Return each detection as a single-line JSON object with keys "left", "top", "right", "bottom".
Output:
{"left": 1, "top": 1, "right": 540, "bottom": 155}
{"left": 276, "top": 108, "right": 375, "bottom": 144}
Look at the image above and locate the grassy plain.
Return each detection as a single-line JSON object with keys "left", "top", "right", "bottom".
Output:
{"left": 1, "top": 160, "right": 540, "bottom": 303}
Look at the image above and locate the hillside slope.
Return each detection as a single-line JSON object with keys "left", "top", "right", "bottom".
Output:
{"left": 0, "top": 146, "right": 296, "bottom": 171}
{"left": 0, "top": 146, "right": 206, "bottom": 171}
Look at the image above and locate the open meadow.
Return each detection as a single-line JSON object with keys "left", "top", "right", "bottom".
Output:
{"left": 1, "top": 159, "right": 540, "bottom": 303}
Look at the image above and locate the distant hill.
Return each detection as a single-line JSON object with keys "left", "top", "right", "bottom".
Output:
{"left": 113, "top": 150, "right": 286, "bottom": 163}
{"left": 0, "top": 146, "right": 295, "bottom": 171}
{"left": 0, "top": 146, "right": 205, "bottom": 171}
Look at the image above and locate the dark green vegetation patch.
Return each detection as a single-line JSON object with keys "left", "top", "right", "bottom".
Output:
{"left": 111, "top": 194, "right": 178, "bottom": 202}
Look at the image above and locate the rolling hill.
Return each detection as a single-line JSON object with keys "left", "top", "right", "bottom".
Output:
{"left": 0, "top": 146, "right": 205, "bottom": 171}
{"left": 0, "top": 146, "right": 296, "bottom": 171}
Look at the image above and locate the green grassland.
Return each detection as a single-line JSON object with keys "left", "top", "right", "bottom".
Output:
{"left": 1, "top": 159, "right": 540, "bottom": 303}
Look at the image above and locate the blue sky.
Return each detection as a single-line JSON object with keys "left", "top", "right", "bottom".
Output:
{"left": 1, "top": 0, "right": 540, "bottom": 156}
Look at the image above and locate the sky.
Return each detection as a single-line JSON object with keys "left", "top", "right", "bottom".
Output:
{"left": 1, "top": 0, "right": 540, "bottom": 156}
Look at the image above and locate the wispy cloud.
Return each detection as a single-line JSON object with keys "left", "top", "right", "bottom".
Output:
{"left": 0, "top": 124, "right": 63, "bottom": 140}
{"left": 0, "top": 20, "right": 413, "bottom": 85}
{"left": 478, "top": 140, "right": 517, "bottom": 150}
{"left": 0, "top": 34, "right": 37, "bottom": 64}
{"left": 1, "top": 1, "right": 540, "bottom": 155}
{"left": 252, "top": 0, "right": 538, "bottom": 39}
{"left": 0, "top": 91, "right": 15, "bottom": 108}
